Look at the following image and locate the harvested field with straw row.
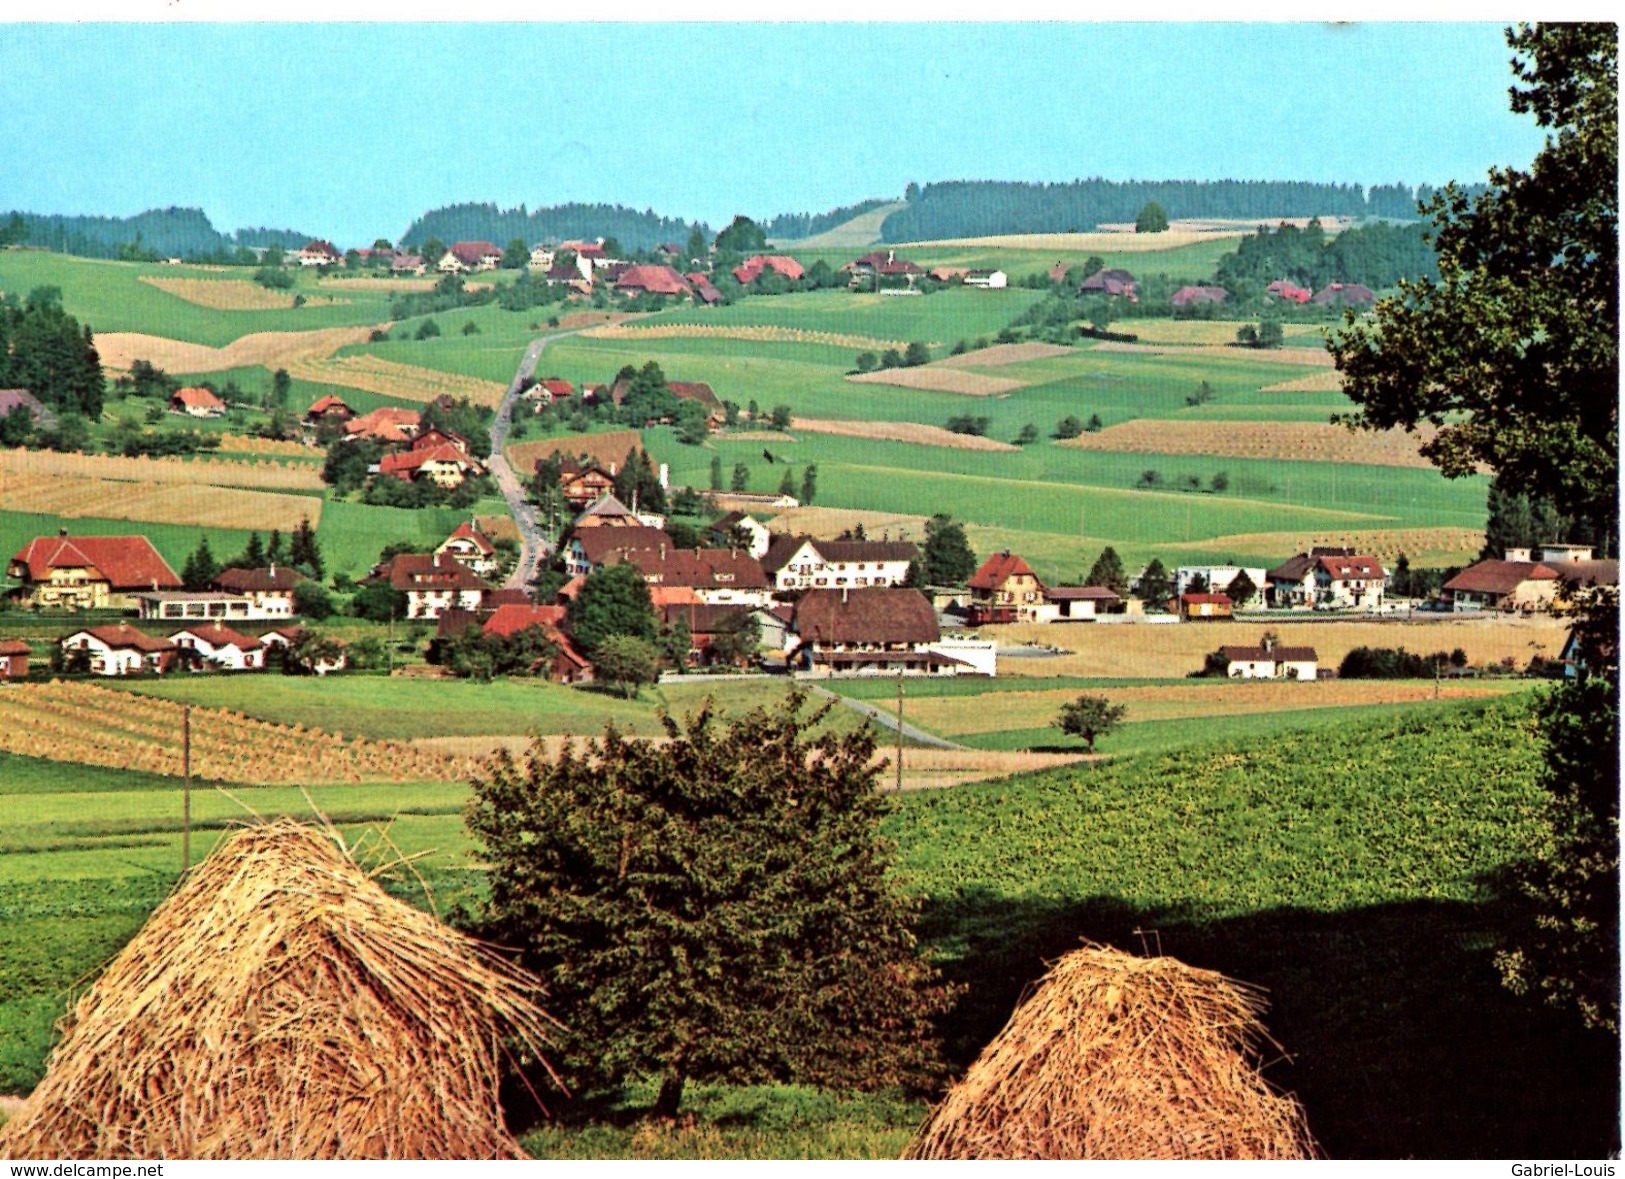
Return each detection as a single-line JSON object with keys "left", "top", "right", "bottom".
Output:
{"left": 583, "top": 322, "right": 908, "bottom": 353}
{"left": 0, "top": 819, "right": 557, "bottom": 1160}
{"left": 0, "top": 445, "right": 325, "bottom": 490}
{"left": 791, "top": 417, "right": 1020, "bottom": 452}
{"left": 899, "top": 679, "right": 1524, "bottom": 739}
{"left": 933, "top": 342, "right": 1076, "bottom": 367}
{"left": 138, "top": 276, "right": 306, "bottom": 311}
{"left": 506, "top": 429, "right": 645, "bottom": 475}
{"left": 95, "top": 324, "right": 383, "bottom": 375}
{"left": 215, "top": 433, "right": 320, "bottom": 458}
{"left": 1262, "top": 370, "right": 1348, "bottom": 393}
{"left": 989, "top": 615, "right": 1571, "bottom": 680}
{"left": 845, "top": 367, "right": 1027, "bottom": 397}
{"left": 0, "top": 469, "right": 323, "bottom": 531}
{"left": 905, "top": 942, "right": 1317, "bottom": 1160}
{"left": 1184, "top": 526, "right": 1485, "bottom": 566}
{"left": 766, "top": 506, "right": 930, "bottom": 540}
{"left": 284, "top": 355, "right": 509, "bottom": 408}
{"left": 0, "top": 682, "right": 470, "bottom": 784}
{"left": 1058, "top": 420, "right": 1437, "bottom": 468}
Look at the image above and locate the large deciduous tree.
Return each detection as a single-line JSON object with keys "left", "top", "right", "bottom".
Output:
{"left": 566, "top": 562, "right": 658, "bottom": 655}
{"left": 912, "top": 514, "right": 977, "bottom": 587}
{"left": 464, "top": 692, "right": 955, "bottom": 1118}
{"left": 1053, "top": 694, "right": 1128, "bottom": 753}
{"left": 1330, "top": 23, "right": 1617, "bottom": 554}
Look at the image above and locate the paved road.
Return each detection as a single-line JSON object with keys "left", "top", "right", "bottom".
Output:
{"left": 489, "top": 330, "right": 582, "bottom": 590}
{"left": 808, "top": 685, "right": 965, "bottom": 751}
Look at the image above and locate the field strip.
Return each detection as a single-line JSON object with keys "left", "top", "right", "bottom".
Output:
{"left": 0, "top": 445, "right": 325, "bottom": 490}
{"left": 95, "top": 324, "right": 384, "bottom": 374}
{"left": 895, "top": 230, "right": 1251, "bottom": 251}
{"left": 766, "top": 506, "right": 930, "bottom": 539}
{"left": 1262, "top": 369, "right": 1348, "bottom": 393}
{"left": 845, "top": 367, "right": 1026, "bottom": 396}
{"left": 899, "top": 680, "right": 1522, "bottom": 738}
{"left": 1088, "top": 340, "right": 1336, "bottom": 367}
{"left": 215, "top": 433, "right": 320, "bottom": 458}
{"left": 0, "top": 469, "right": 323, "bottom": 530}
{"left": 0, "top": 681, "right": 471, "bottom": 784}
{"left": 139, "top": 276, "right": 303, "bottom": 311}
{"left": 990, "top": 615, "right": 1569, "bottom": 680}
{"left": 1057, "top": 420, "right": 1438, "bottom": 468}
{"left": 582, "top": 322, "right": 908, "bottom": 352}
{"left": 284, "top": 354, "right": 509, "bottom": 408}
{"left": 1184, "top": 526, "right": 1485, "bottom": 565}
{"left": 505, "top": 429, "right": 644, "bottom": 474}
{"left": 791, "top": 417, "right": 1020, "bottom": 452}
{"left": 933, "top": 342, "right": 1076, "bottom": 368}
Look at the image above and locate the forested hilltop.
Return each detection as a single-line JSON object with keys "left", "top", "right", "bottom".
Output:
{"left": 877, "top": 178, "right": 1440, "bottom": 240}
{"left": 0, "top": 207, "right": 312, "bottom": 260}
{"left": 399, "top": 202, "right": 706, "bottom": 253}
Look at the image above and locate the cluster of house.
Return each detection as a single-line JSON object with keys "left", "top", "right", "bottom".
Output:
{"left": 304, "top": 395, "right": 486, "bottom": 488}
{"left": 1439, "top": 544, "right": 1616, "bottom": 613}
{"left": 0, "top": 531, "right": 343, "bottom": 679}
{"left": 1065, "top": 269, "right": 1377, "bottom": 310}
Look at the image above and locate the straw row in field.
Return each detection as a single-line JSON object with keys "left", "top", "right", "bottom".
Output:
{"left": 582, "top": 322, "right": 908, "bottom": 353}
{"left": 0, "top": 681, "right": 470, "bottom": 784}
{"left": 215, "top": 433, "right": 321, "bottom": 458}
{"left": 0, "top": 470, "right": 323, "bottom": 531}
{"left": 1183, "top": 526, "right": 1484, "bottom": 566}
{"left": 1057, "top": 420, "right": 1437, "bottom": 468}
{"left": 791, "top": 417, "right": 1020, "bottom": 452}
{"left": 285, "top": 355, "right": 509, "bottom": 408}
{"left": 0, "top": 445, "right": 325, "bottom": 490}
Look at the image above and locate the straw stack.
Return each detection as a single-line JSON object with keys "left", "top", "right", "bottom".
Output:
{"left": 904, "top": 941, "right": 1318, "bottom": 1160}
{"left": 0, "top": 818, "right": 559, "bottom": 1160}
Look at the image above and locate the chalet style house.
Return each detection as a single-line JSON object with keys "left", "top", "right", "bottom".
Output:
{"left": 1441, "top": 546, "right": 1617, "bottom": 613}
{"left": 169, "top": 386, "right": 226, "bottom": 417}
{"left": 760, "top": 535, "right": 918, "bottom": 593}
{"left": 1219, "top": 639, "right": 1319, "bottom": 680}
{"left": 1266, "top": 548, "right": 1386, "bottom": 610}
{"left": 436, "top": 522, "right": 500, "bottom": 579}
{"left": 733, "top": 255, "right": 805, "bottom": 284}
{"left": 297, "top": 240, "right": 341, "bottom": 266}
{"left": 169, "top": 622, "right": 266, "bottom": 671}
{"left": 614, "top": 265, "right": 693, "bottom": 297}
{"left": 966, "top": 551, "right": 1046, "bottom": 625}
{"left": 611, "top": 547, "right": 773, "bottom": 608}
{"left": 345, "top": 407, "right": 421, "bottom": 445}
{"left": 211, "top": 566, "right": 307, "bottom": 617}
{"left": 0, "top": 639, "right": 30, "bottom": 679}
{"left": 305, "top": 395, "right": 354, "bottom": 426}
{"left": 8, "top": 533, "right": 183, "bottom": 610}
{"left": 59, "top": 624, "right": 176, "bottom": 676}
{"left": 709, "top": 512, "right": 772, "bottom": 559}
{"left": 369, "top": 553, "right": 492, "bottom": 619}
{"left": 1080, "top": 268, "right": 1138, "bottom": 299}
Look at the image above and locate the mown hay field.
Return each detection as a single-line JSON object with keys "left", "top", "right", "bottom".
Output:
{"left": 214, "top": 433, "right": 320, "bottom": 459}
{"left": 791, "top": 418, "right": 1019, "bottom": 452}
{"left": 0, "top": 470, "right": 322, "bottom": 532}
{"left": 1114, "top": 319, "right": 1275, "bottom": 347}
{"left": 506, "top": 429, "right": 645, "bottom": 475}
{"left": 933, "top": 342, "right": 1076, "bottom": 368}
{"left": 0, "top": 445, "right": 324, "bottom": 491}
{"left": 1180, "top": 526, "right": 1485, "bottom": 566}
{"left": 987, "top": 614, "right": 1571, "bottom": 679}
{"left": 0, "top": 681, "right": 467, "bottom": 785}
{"left": 1088, "top": 341, "right": 1337, "bottom": 368}
{"left": 1262, "top": 370, "right": 1348, "bottom": 393}
{"left": 845, "top": 367, "right": 1026, "bottom": 397}
{"left": 895, "top": 230, "right": 1251, "bottom": 252}
{"left": 95, "top": 324, "right": 382, "bottom": 375}
{"left": 766, "top": 506, "right": 930, "bottom": 539}
{"left": 1057, "top": 420, "right": 1437, "bottom": 468}
{"left": 583, "top": 322, "right": 908, "bottom": 353}
{"left": 138, "top": 276, "right": 299, "bottom": 311}
{"left": 285, "top": 355, "right": 508, "bottom": 408}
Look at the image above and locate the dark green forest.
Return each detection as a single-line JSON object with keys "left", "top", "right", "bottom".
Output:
{"left": 0, "top": 207, "right": 312, "bottom": 261}
{"left": 1215, "top": 220, "right": 1440, "bottom": 291}
{"left": 761, "top": 198, "right": 896, "bottom": 241}
{"left": 399, "top": 202, "right": 705, "bottom": 254}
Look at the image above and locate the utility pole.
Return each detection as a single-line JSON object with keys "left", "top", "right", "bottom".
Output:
{"left": 181, "top": 704, "right": 191, "bottom": 875}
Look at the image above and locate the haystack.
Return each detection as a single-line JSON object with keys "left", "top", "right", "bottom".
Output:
{"left": 0, "top": 819, "right": 559, "bottom": 1160}
{"left": 904, "top": 941, "right": 1317, "bottom": 1160}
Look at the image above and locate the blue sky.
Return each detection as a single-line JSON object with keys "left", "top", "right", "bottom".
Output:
{"left": 0, "top": 22, "right": 1550, "bottom": 246}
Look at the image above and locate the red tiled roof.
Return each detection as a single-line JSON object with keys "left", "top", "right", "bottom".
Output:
{"left": 615, "top": 548, "right": 770, "bottom": 592}
{"left": 1181, "top": 593, "right": 1233, "bottom": 606}
{"left": 11, "top": 534, "right": 182, "bottom": 590}
{"left": 171, "top": 386, "right": 225, "bottom": 411}
{"left": 967, "top": 551, "right": 1041, "bottom": 591}
{"left": 450, "top": 240, "right": 502, "bottom": 265}
{"left": 441, "top": 521, "right": 495, "bottom": 556}
{"left": 733, "top": 255, "right": 805, "bottom": 284}
{"left": 0, "top": 639, "right": 30, "bottom": 656}
{"left": 302, "top": 240, "right": 339, "bottom": 257}
{"left": 306, "top": 394, "right": 352, "bottom": 418}
{"left": 379, "top": 445, "right": 482, "bottom": 478}
{"left": 793, "top": 588, "right": 940, "bottom": 646}
{"left": 614, "top": 265, "right": 692, "bottom": 296}
{"left": 171, "top": 621, "right": 263, "bottom": 652}
{"left": 345, "top": 407, "right": 421, "bottom": 443}
{"left": 211, "top": 566, "right": 307, "bottom": 593}
{"left": 572, "top": 526, "right": 670, "bottom": 566}
{"left": 1443, "top": 559, "right": 1560, "bottom": 596}
{"left": 482, "top": 603, "right": 568, "bottom": 639}
{"left": 1170, "top": 285, "right": 1229, "bottom": 306}
{"left": 72, "top": 624, "right": 175, "bottom": 653}
{"left": 372, "top": 553, "right": 491, "bottom": 593}
{"left": 1311, "top": 282, "right": 1376, "bottom": 306}
{"left": 538, "top": 379, "right": 574, "bottom": 398}
{"left": 1317, "top": 554, "right": 1385, "bottom": 581}
{"left": 410, "top": 427, "right": 471, "bottom": 454}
